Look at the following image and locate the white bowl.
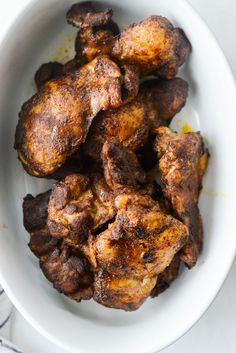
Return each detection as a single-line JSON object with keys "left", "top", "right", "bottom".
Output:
{"left": 0, "top": 1, "right": 236, "bottom": 352}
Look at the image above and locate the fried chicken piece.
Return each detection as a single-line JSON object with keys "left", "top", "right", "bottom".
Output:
{"left": 102, "top": 140, "right": 147, "bottom": 190}
{"left": 47, "top": 174, "right": 116, "bottom": 246}
{"left": 90, "top": 191, "right": 188, "bottom": 310}
{"left": 67, "top": 3, "right": 191, "bottom": 78}
{"left": 154, "top": 127, "right": 208, "bottom": 268}
{"left": 41, "top": 246, "right": 93, "bottom": 301}
{"left": 84, "top": 78, "right": 188, "bottom": 160}
{"left": 15, "top": 55, "right": 125, "bottom": 177}
{"left": 150, "top": 253, "right": 181, "bottom": 297}
{"left": 93, "top": 269, "right": 157, "bottom": 311}
{"left": 93, "top": 194, "right": 188, "bottom": 277}
{"left": 112, "top": 16, "right": 191, "bottom": 77}
{"left": 34, "top": 62, "right": 64, "bottom": 90}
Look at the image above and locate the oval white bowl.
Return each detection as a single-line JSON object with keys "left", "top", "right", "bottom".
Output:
{"left": 0, "top": 1, "right": 236, "bottom": 353}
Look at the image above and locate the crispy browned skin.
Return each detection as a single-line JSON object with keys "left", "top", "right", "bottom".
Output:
{"left": 102, "top": 140, "right": 147, "bottom": 190}
{"left": 155, "top": 127, "right": 208, "bottom": 268}
{"left": 84, "top": 78, "right": 188, "bottom": 160}
{"left": 93, "top": 269, "right": 157, "bottom": 311}
{"left": 47, "top": 174, "right": 116, "bottom": 246}
{"left": 15, "top": 55, "right": 125, "bottom": 177}
{"left": 67, "top": 3, "right": 191, "bottom": 78}
{"left": 111, "top": 16, "right": 191, "bottom": 77}
{"left": 41, "top": 246, "right": 93, "bottom": 301}
{"left": 93, "top": 193, "right": 188, "bottom": 277}
{"left": 91, "top": 191, "right": 188, "bottom": 310}
{"left": 150, "top": 253, "right": 181, "bottom": 297}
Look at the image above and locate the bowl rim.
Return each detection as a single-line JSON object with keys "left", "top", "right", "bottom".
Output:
{"left": 0, "top": 0, "right": 236, "bottom": 352}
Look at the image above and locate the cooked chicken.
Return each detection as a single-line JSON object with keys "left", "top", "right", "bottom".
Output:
{"left": 15, "top": 55, "right": 128, "bottom": 177}
{"left": 84, "top": 78, "right": 188, "bottom": 160}
{"left": 18, "top": 3, "right": 202, "bottom": 311}
{"left": 67, "top": 3, "right": 191, "bottom": 78}
{"left": 41, "top": 245, "right": 93, "bottom": 301}
{"left": 23, "top": 190, "right": 93, "bottom": 301}
{"left": 47, "top": 174, "right": 116, "bottom": 246}
{"left": 154, "top": 127, "right": 208, "bottom": 268}
{"left": 93, "top": 269, "right": 157, "bottom": 311}
{"left": 91, "top": 191, "right": 188, "bottom": 310}
{"left": 151, "top": 253, "right": 181, "bottom": 297}
{"left": 93, "top": 192, "right": 188, "bottom": 277}
{"left": 112, "top": 16, "right": 191, "bottom": 78}
{"left": 102, "top": 140, "right": 147, "bottom": 191}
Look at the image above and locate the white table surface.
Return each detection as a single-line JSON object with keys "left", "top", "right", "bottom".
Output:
{"left": 1, "top": 0, "right": 236, "bottom": 352}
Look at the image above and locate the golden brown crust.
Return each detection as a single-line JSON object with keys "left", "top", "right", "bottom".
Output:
{"left": 15, "top": 55, "right": 124, "bottom": 177}
{"left": 93, "top": 198, "right": 188, "bottom": 277}
{"left": 93, "top": 269, "right": 157, "bottom": 311}
{"left": 155, "top": 127, "right": 208, "bottom": 268}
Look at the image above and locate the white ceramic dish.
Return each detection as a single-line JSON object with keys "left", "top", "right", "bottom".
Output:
{"left": 0, "top": 1, "right": 236, "bottom": 353}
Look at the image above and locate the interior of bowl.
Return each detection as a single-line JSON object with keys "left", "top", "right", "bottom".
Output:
{"left": 0, "top": 1, "right": 236, "bottom": 353}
